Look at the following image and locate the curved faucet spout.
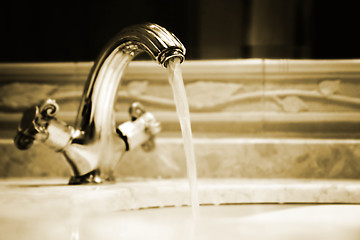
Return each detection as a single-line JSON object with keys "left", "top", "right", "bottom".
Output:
{"left": 66, "top": 23, "right": 185, "bottom": 182}
{"left": 76, "top": 23, "right": 185, "bottom": 138}
{"left": 117, "top": 23, "right": 186, "bottom": 67}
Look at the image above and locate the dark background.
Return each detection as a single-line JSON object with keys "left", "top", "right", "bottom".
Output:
{"left": 1, "top": 0, "right": 360, "bottom": 62}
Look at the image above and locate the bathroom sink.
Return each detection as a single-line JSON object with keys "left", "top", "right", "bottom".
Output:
{"left": 2, "top": 203, "right": 360, "bottom": 240}
{"left": 1, "top": 178, "right": 360, "bottom": 239}
{"left": 78, "top": 204, "right": 360, "bottom": 240}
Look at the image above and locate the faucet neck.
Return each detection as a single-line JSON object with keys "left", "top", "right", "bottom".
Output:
{"left": 75, "top": 23, "right": 185, "bottom": 138}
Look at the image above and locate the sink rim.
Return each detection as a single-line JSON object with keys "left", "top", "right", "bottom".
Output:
{"left": 1, "top": 178, "right": 360, "bottom": 215}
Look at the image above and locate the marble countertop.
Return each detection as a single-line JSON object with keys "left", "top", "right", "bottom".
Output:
{"left": 2, "top": 178, "right": 360, "bottom": 240}
{"left": 1, "top": 178, "right": 360, "bottom": 215}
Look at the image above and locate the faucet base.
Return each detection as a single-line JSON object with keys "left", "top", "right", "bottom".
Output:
{"left": 68, "top": 169, "right": 102, "bottom": 185}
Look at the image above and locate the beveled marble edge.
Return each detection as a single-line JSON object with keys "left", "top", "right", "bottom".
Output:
{"left": 1, "top": 178, "right": 360, "bottom": 220}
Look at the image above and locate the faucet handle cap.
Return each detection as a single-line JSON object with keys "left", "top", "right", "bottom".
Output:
{"left": 129, "top": 102, "right": 146, "bottom": 121}
{"left": 38, "top": 99, "right": 59, "bottom": 119}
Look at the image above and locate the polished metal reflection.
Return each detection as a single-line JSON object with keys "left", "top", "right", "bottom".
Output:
{"left": 14, "top": 23, "right": 185, "bottom": 184}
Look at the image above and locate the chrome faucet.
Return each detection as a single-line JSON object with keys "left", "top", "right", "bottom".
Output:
{"left": 13, "top": 23, "right": 186, "bottom": 184}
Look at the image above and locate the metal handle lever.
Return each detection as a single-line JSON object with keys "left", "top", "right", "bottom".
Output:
{"left": 117, "top": 102, "right": 161, "bottom": 152}
{"left": 14, "top": 99, "right": 59, "bottom": 150}
{"left": 129, "top": 102, "right": 161, "bottom": 151}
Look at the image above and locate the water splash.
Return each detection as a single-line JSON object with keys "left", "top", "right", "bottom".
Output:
{"left": 167, "top": 57, "right": 199, "bottom": 218}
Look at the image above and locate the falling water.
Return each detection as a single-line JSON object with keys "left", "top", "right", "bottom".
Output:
{"left": 167, "top": 57, "right": 199, "bottom": 217}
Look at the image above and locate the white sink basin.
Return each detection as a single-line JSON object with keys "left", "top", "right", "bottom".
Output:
{"left": 81, "top": 204, "right": 360, "bottom": 240}
{"left": 2, "top": 204, "right": 360, "bottom": 240}
{"left": 1, "top": 178, "right": 360, "bottom": 239}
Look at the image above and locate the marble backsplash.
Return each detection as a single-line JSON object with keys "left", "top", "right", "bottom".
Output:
{"left": 2, "top": 138, "right": 360, "bottom": 179}
{"left": 2, "top": 60, "right": 360, "bottom": 138}
{"left": 1, "top": 60, "right": 360, "bottom": 179}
